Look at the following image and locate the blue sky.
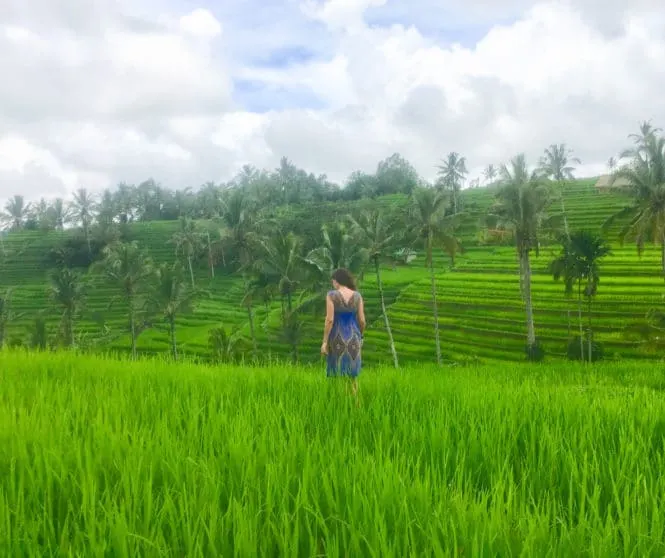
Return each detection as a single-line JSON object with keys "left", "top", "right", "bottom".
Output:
{"left": 205, "top": 0, "right": 510, "bottom": 113}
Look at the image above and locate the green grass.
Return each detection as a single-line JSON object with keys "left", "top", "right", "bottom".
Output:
{"left": 3, "top": 352, "right": 665, "bottom": 555}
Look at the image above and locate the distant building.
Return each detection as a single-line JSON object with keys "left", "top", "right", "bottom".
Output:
{"left": 594, "top": 174, "right": 632, "bottom": 189}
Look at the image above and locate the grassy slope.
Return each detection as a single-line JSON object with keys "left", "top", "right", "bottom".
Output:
{"left": 3, "top": 352, "right": 665, "bottom": 555}
{"left": 1, "top": 178, "right": 659, "bottom": 363}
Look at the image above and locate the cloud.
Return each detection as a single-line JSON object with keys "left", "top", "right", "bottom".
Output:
{"left": 0, "top": 0, "right": 664, "bottom": 204}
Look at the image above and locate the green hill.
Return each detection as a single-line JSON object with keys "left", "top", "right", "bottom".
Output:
{"left": 1, "top": 177, "right": 660, "bottom": 364}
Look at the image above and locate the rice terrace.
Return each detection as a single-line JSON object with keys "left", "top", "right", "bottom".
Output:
{"left": 3, "top": 123, "right": 665, "bottom": 555}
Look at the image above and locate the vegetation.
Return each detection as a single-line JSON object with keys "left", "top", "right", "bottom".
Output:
{"left": 0, "top": 122, "right": 664, "bottom": 365}
{"left": 3, "top": 352, "right": 665, "bottom": 555}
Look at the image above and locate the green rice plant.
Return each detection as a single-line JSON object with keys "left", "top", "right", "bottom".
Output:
{"left": 2, "top": 352, "right": 665, "bottom": 555}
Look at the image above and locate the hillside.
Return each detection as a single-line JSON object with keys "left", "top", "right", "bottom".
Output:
{"left": 1, "top": 177, "right": 660, "bottom": 364}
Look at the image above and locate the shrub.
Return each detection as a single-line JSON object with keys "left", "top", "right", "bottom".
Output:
{"left": 566, "top": 335, "right": 605, "bottom": 362}
{"left": 525, "top": 338, "right": 545, "bottom": 362}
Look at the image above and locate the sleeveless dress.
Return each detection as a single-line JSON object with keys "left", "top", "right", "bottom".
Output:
{"left": 326, "top": 290, "right": 363, "bottom": 377}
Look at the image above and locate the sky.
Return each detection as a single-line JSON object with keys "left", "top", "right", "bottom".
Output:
{"left": 0, "top": 0, "right": 664, "bottom": 202}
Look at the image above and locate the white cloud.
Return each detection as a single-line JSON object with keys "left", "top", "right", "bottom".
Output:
{"left": 0, "top": 0, "right": 664, "bottom": 203}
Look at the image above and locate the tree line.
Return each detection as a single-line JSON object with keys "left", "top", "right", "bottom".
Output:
{"left": 0, "top": 121, "right": 664, "bottom": 364}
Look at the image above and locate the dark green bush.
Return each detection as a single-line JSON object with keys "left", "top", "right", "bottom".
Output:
{"left": 566, "top": 335, "right": 604, "bottom": 362}
{"left": 525, "top": 338, "right": 545, "bottom": 362}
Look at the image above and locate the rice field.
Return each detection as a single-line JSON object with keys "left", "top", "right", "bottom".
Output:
{"left": 0, "top": 178, "right": 659, "bottom": 364}
{"left": 2, "top": 351, "right": 665, "bottom": 555}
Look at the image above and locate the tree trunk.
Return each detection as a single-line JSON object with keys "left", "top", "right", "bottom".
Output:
{"left": 66, "top": 310, "right": 74, "bottom": 348}
{"left": 521, "top": 250, "right": 536, "bottom": 349}
{"left": 247, "top": 304, "right": 257, "bottom": 358}
{"left": 560, "top": 189, "right": 569, "bottom": 239}
{"left": 661, "top": 234, "right": 665, "bottom": 282}
{"left": 187, "top": 256, "right": 195, "bottom": 287}
{"left": 429, "top": 245, "right": 442, "bottom": 365}
{"left": 560, "top": 184, "right": 573, "bottom": 336}
{"left": 170, "top": 318, "right": 178, "bottom": 360}
{"left": 587, "top": 293, "right": 593, "bottom": 363}
{"left": 130, "top": 313, "right": 137, "bottom": 360}
{"left": 517, "top": 250, "right": 525, "bottom": 302}
{"left": 577, "top": 281, "right": 584, "bottom": 362}
{"left": 207, "top": 231, "right": 215, "bottom": 279}
{"left": 375, "top": 258, "right": 398, "bottom": 368}
{"left": 84, "top": 223, "right": 91, "bottom": 255}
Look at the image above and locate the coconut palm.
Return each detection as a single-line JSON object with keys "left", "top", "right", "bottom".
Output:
{"left": 408, "top": 187, "right": 464, "bottom": 365}
{"left": 1, "top": 195, "right": 31, "bottom": 231}
{"left": 550, "top": 231, "right": 610, "bottom": 362}
{"left": 94, "top": 241, "right": 154, "bottom": 359}
{"left": 96, "top": 189, "right": 117, "bottom": 227}
{"left": 253, "top": 229, "right": 308, "bottom": 361}
{"left": 436, "top": 152, "right": 468, "bottom": 214}
{"left": 31, "top": 198, "right": 53, "bottom": 231}
{"left": 218, "top": 188, "right": 257, "bottom": 271}
{"left": 538, "top": 143, "right": 580, "bottom": 239}
{"left": 602, "top": 131, "right": 665, "bottom": 280}
{"left": 484, "top": 164, "right": 497, "bottom": 184}
{"left": 623, "top": 120, "right": 662, "bottom": 162}
{"left": 48, "top": 267, "right": 87, "bottom": 347}
{"left": 491, "top": 154, "right": 552, "bottom": 359}
{"left": 69, "top": 188, "right": 96, "bottom": 254}
{"left": 349, "top": 210, "right": 401, "bottom": 368}
{"left": 304, "top": 222, "right": 368, "bottom": 288}
{"left": 151, "top": 262, "right": 198, "bottom": 360}
{"left": 50, "top": 198, "right": 70, "bottom": 230}
{"left": 170, "top": 217, "right": 204, "bottom": 287}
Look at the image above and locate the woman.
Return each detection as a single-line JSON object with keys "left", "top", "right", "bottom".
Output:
{"left": 321, "top": 268, "right": 366, "bottom": 395}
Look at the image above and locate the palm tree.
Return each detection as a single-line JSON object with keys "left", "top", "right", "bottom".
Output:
{"left": 48, "top": 267, "right": 87, "bottom": 347}
{"left": 151, "top": 262, "right": 198, "bottom": 359}
{"left": 50, "top": 198, "right": 70, "bottom": 230}
{"left": 538, "top": 143, "right": 580, "bottom": 239}
{"left": 254, "top": 229, "right": 307, "bottom": 361}
{"left": 491, "top": 154, "right": 552, "bottom": 359}
{"left": 550, "top": 231, "right": 610, "bottom": 362}
{"left": 70, "top": 188, "right": 96, "bottom": 254}
{"left": 436, "top": 152, "right": 468, "bottom": 214}
{"left": 94, "top": 241, "right": 154, "bottom": 359}
{"left": 115, "top": 183, "right": 136, "bottom": 223}
{"left": 484, "top": 164, "right": 497, "bottom": 184}
{"left": 304, "top": 222, "right": 367, "bottom": 287}
{"left": 409, "top": 187, "right": 464, "bottom": 365}
{"left": 349, "top": 210, "right": 400, "bottom": 368}
{"left": 623, "top": 120, "right": 662, "bottom": 162}
{"left": 170, "top": 217, "right": 204, "bottom": 287}
{"left": 1, "top": 195, "right": 30, "bottom": 231}
{"left": 32, "top": 198, "right": 53, "bottom": 231}
{"left": 602, "top": 131, "right": 665, "bottom": 280}
{"left": 97, "top": 189, "right": 117, "bottom": 227}
{"left": 208, "top": 326, "right": 247, "bottom": 363}
{"left": 607, "top": 156, "right": 617, "bottom": 172}
{"left": 218, "top": 188, "right": 257, "bottom": 271}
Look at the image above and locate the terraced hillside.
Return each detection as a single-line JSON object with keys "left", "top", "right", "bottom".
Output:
{"left": 1, "top": 177, "right": 659, "bottom": 364}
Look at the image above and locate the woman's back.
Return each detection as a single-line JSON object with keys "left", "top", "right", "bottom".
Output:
{"left": 328, "top": 289, "right": 361, "bottom": 319}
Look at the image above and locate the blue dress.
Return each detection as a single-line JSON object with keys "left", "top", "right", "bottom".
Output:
{"left": 326, "top": 290, "right": 362, "bottom": 377}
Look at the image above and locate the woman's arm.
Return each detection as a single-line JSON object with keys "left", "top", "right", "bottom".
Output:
{"left": 321, "top": 294, "right": 335, "bottom": 350}
{"left": 357, "top": 295, "right": 366, "bottom": 333}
